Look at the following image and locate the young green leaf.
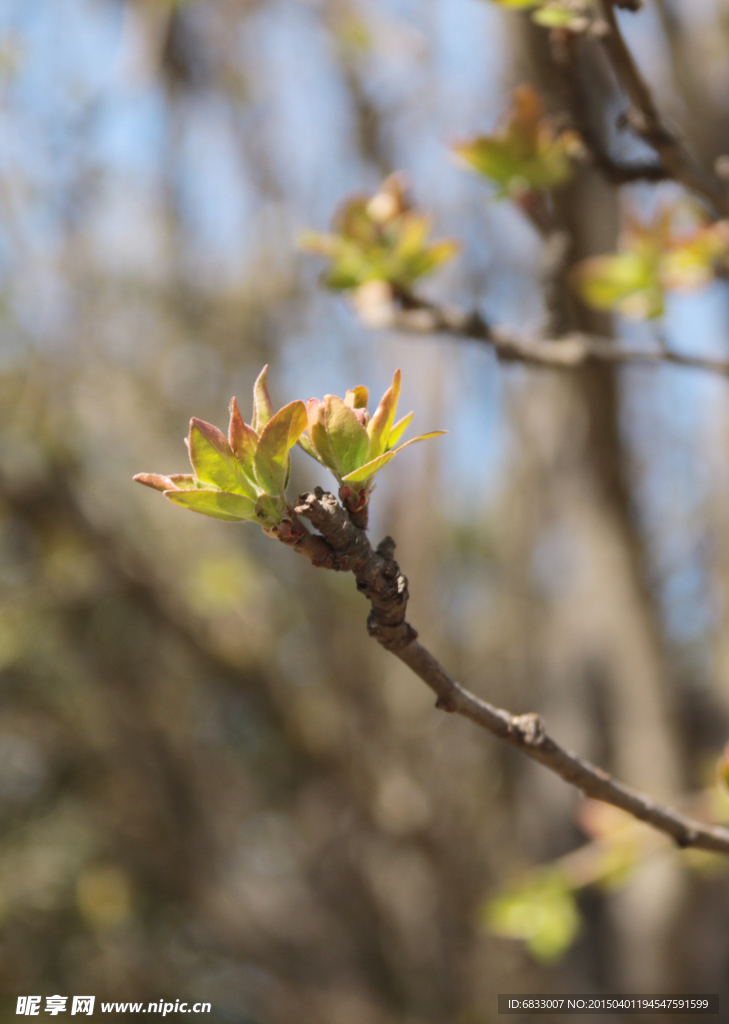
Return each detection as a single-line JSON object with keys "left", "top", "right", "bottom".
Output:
{"left": 387, "top": 411, "right": 414, "bottom": 450}
{"left": 254, "top": 400, "right": 308, "bottom": 496}
{"left": 341, "top": 431, "right": 447, "bottom": 484}
{"left": 164, "top": 488, "right": 258, "bottom": 523}
{"left": 252, "top": 365, "right": 273, "bottom": 433}
{"left": 167, "top": 474, "right": 208, "bottom": 490}
{"left": 308, "top": 395, "right": 370, "bottom": 480}
{"left": 341, "top": 451, "right": 396, "bottom": 483}
{"left": 367, "top": 369, "right": 401, "bottom": 459}
{"left": 228, "top": 396, "right": 258, "bottom": 480}
{"left": 394, "top": 431, "right": 447, "bottom": 452}
{"left": 189, "top": 419, "right": 256, "bottom": 497}
{"left": 345, "top": 385, "right": 369, "bottom": 409}
{"left": 134, "top": 473, "right": 176, "bottom": 492}
{"left": 306, "top": 399, "right": 339, "bottom": 473}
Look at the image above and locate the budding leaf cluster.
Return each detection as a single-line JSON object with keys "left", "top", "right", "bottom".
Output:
{"left": 485, "top": 871, "right": 580, "bottom": 963}
{"left": 134, "top": 367, "right": 307, "bottom": 529}
{"left": 453, "top": 85, "right": 583, "bottom": 198}
{"left": 572, "top": 207, "right": 729, "bottom": 320}
{"left": 303, "top": 369, "right": 446, "bottom": 520}
{"left": 135, "top": 367, "right": 445, "bottom": 532}
{"left": 300, "top": 174, "right": 459, "bottom": 293}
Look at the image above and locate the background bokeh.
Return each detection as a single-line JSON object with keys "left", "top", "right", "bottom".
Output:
{"left": 2, "top": 0, "right": 729, "bottom": 1020}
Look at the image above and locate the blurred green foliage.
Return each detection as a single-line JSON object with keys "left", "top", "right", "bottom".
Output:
{"left": 300, "top": 174, "right": 459, "bottom": 292}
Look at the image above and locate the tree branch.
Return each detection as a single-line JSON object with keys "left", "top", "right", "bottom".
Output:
{"left": 598, "top": 0, "right": 729, "bottom": 217}
{"left": 552, "top": 28, "right": 668, "bottom": 186}
{"left": 291, "top": 488, "right": 729, "bottom": 857}
{"left": 354, "top": 288, "right": 729, "bottom": 379}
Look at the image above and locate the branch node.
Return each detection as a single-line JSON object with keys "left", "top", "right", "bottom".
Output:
{"left": 435, "top": 695, "right": 458, "bottom": 713}
{"left": 675, "top": 829, "right": 699, "bottom": 849}
{"left": 366, "top": 614, "right": 418, "bottom": 651}
{"left": 512, "top": 712, "right": 546, "bottom": 746}
{"left": 377, "top": 536, "right": 396, "bottom": 559}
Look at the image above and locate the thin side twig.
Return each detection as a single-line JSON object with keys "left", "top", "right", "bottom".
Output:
{"left": 598, "top": 0, "right": 729, "bottom": 218}
{"left": 357, "top": 289, "right": 729, "bottom": 379}
{"left": 291, "top": 488, "right": 729, "bottom": 857}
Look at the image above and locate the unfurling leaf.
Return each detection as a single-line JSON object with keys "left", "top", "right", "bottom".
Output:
{"left": 307, "top": 396, "right": 370, "bottom": 479}
{"left": 388, "top": 411, "right": 414, "bottom": 449}
{"left": 189, "top": 418, "right": 256, "bottom": 497}
{"left": 367, "top": 368, "right": 401, "bottom": 459}
{"left": 345, "top": 385, "right": 369, "bottom": 412}
{"left": 228, "top": 397, "right": 258, "bottom": 479}
{"left": 252, "top": 365, "right": 273, "bottom": 433}
{"left": 254, "top": 400, "right": 308, "bottom": 496}
{"left": 301, "top": 173, "right": 459, "bottom": 292}
{"left": 453, "top": 84, "right": 583, "bottom": 197}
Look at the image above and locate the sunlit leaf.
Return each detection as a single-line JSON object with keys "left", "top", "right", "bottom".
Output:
{"left": 325, "top": 397, "right": 370, "bottom": 475}
{"left": 228, "top": 397, "right": 258, "bottom": 482}
{"left": 254, "top": 400, "right": 308, "bottom": 496}
{"left": 342, "top": 431, "right": 446, "bottom": 484}
{"left": 188, "top": 419, "right": 256, "bottom": 497}
{"left": 393, "top": 431, "right": 447, "bottom": 452}
{"left": 387, "top": 411, "right": 414, "bottom": 450}
{"left": 164, "top": 488, "right": 258, "bottom": 523}
{"left": 367, "top": 369, "right": 401, "bottom": 459}
{"left": 341, "top": 451, "right": 396, "bottom": 483}
{"left": 345, "top": 386, "right": 369, "bottom": 409}
{"left": 306, "top": 399, "right": 341, "bottom": 475}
